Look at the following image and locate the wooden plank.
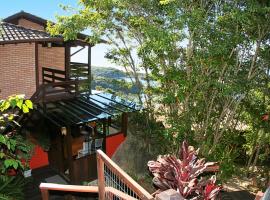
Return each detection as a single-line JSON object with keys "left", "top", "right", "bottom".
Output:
{"left": 43, "top": 67, "right": 66, "bottom": 75}
{"left": 39, "top": 183, "right": 98, "bottom": 193}
{"left": 97, "top": 150, "right": 154, "bottom": 200}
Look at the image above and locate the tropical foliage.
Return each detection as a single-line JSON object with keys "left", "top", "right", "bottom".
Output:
{"left": 148, "top": 141, "right": 221, "bottom": 199}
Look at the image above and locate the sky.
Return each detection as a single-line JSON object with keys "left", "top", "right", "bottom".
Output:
{"left": 0, "top": 0, "right": 115, "bottom": 68}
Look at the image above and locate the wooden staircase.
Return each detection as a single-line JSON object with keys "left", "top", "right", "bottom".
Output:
{"left": 39, "top": 150, "right": 154, "bottom": 200}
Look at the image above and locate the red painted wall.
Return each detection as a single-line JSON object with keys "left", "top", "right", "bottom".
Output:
{"left": 29, "top": 145, "right": 49, "bottom": 169}
{"left": 29, "top": 133, "right": 125, "bottom": 169}
{"left": 106, "top": 133, "right": 126, "bottom": 158}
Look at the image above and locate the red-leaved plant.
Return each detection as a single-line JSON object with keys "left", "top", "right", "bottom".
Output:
{"left": 148, "top": 140, "right": 222, "bottom": 200}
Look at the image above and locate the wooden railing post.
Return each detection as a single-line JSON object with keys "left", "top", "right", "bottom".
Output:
{"left": 97, "top": 152, "right": 105, "bottom": 200}
{"left": 155, "top": 189, "right": 184, "bottom": 200}
{"left": 40, "top": 188, "right": 49, "bottom": 200}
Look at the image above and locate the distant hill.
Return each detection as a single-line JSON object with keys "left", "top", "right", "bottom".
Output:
{"left": 92, "top": 66, "right": 127, "bottom": 79}
{"left": 91, "top": 66, "right": 140, "bottom": 94}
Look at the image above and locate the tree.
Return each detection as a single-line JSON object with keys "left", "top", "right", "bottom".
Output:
{"left": 48, "top": 0, "right": 270, "bottom": 179}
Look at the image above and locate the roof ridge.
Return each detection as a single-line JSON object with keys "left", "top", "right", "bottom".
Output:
{"left": 3, "top": 10, "right": 48, "bottom": 25}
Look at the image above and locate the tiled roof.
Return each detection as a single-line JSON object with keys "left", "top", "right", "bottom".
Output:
{"left": 0, "top": 22, "right": 63, "bottom": 44}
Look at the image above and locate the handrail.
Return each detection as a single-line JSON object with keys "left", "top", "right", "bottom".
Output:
{"left": 42, "top": 67, "right": 66, "bottom": 75}
{"left": 39, "top": 150, "right": 154, "bottom": 200}
{"left": 40, "top": 183, "right": 98, "bottom": 193}
{"left": 39, "top": 184, "right": 139, "bottom": 200}
{"left": 42, "top": 67, "right": 66, "bottom": 84}
{"left": 39, "top": 183, "right": 98, "bottom": 200}
{"left": 70, "top": 62, "right": 88, "bottom": 66}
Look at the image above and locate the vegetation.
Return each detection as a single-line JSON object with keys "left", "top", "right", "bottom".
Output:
{"left": 148, "top": 140, "right": 221, "bottom": 199}
{"left": 48, "top": 0, "right": 270, "bottom": 189}
{"left": 0, "top": 95, "right": 33, "bottom": 199}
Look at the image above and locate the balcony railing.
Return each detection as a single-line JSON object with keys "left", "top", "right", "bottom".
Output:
{"left": 70, "top": 62, "right": 89, "bottom": 80}
{"left": 42, "top": 67, "right": 66, "bottom": 84}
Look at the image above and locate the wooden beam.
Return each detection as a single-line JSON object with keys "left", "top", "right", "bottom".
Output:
{"left": 71, "top": 46, "right": 85, "bottom": 57}
{"left": 65, "top": 43, "right": 71, "bottom": 80}
{"left": 88, "top": 45, "right": 92, "bottom": 93}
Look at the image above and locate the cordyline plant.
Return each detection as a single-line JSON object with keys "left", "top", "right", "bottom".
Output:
{"left": 148, "top": 141, "right": 222, "bottom": 200}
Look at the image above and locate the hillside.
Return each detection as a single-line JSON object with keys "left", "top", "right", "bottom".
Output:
{"left": 92, "top": 66, "right": 127, "bottom": 79}
{"left": 91, "top": 66, "right": 140, "bottom": 94}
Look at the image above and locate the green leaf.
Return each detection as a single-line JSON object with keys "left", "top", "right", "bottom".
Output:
{"left": 9, "top": 99, "right": 17, "bottom": 108}
{"left": 0, "top": 135, "right": 6, "bottom": 145}
{"left": 12, "top": 162, "right": 18, "bottom": 170}
{"left": 4, "top": 159, "right": 19, "bottom": 170}
{"left": 9, "top": 139, "right": 16, "bottom": 152}
{"left": 22, "top": 104, "right": 29, "bottom": 113}
{"left": 4, "top": 159, "right": 13, "bottom": 168}
{"left": 0, "top": 101, "right": 10, "bottom": 111}
{"left": 16, "top": 99, "right": 23, "bottom": 109}
{"left": 24, "top": 100, "right": 33, "bottom": 109}
{"left": 0, "top": 152, "right": 5, "bottom": 159}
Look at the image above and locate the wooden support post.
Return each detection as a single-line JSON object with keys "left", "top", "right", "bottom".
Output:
{"left": 40, "top": 188, "right": 49, "bottom": 200}
{"left": 103, "top": 120, "right": 107, "bottom": 136}
{"left": 155, "top": 189, "right": 184, "bottom": 200}
{"left": 97, "top": 153, "right": 105, "bottom": 200}
{"left": 65, "top": 43, "right": 71, "bottom": 80}
{"left": 121, "top": 113, "right": 128, "bottom": 136}
{"left": 88, "top": 45, "right": 92, "bottom": 93}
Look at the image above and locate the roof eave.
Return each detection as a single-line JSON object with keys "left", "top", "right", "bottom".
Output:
{"left": 0, "top": 37, "right": 63, "bottom": 45}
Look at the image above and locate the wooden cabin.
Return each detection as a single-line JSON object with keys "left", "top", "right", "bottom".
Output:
{"left": 0, "top": 11, "right": 138, "bottom": 185}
